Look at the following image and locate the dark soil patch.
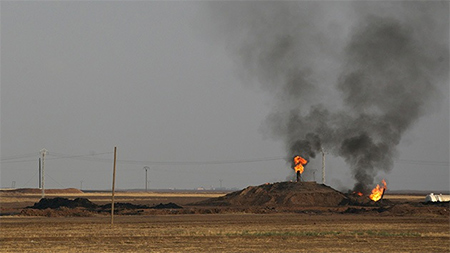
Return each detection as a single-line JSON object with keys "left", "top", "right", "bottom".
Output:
{"left": 151, "top": 202, "right": 183, "bottom": 209}
{"left": 422, "top": 201, "right": 450, "bottom": 207}
{"left": 24, "top": 197, "right": 185, "bottom": 216}
{"left": 342, "top": 207, "right": 371, "bottom": 214}
{"left": 28, "top": 197, "right": 97, "bottom": 209}
{"left": 20, "top": 207, "right": 94, "bottom": 217}
{"left": 99, "top": 202, "right": 149, "bottom": 210}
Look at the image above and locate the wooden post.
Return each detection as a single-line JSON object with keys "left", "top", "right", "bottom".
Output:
{"left": 40, "top": 149, "right": 47, "bottom": 199}
{"left": 111, "top": 146, "right": 117, "bottom": 225}
{"left": 143, "top": 166, "right": 150, "bottom": 191}
{"left": 39, "top": 158, "right": 41, "bottom": 189}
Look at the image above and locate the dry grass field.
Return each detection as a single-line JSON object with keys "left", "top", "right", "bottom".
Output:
{"left": 1, "top": 189, "right": 449, "bottom": 252}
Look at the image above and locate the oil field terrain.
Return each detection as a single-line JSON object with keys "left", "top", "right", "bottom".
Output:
{"left": 1, "top": 182, "right": 449, "bottom": 252}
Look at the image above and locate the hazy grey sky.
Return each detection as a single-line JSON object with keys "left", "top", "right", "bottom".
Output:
{"left": 1, "top": 1, "right": 448, "bottom": 192}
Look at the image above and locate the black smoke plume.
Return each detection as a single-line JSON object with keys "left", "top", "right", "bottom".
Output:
{"left": 206, "top": 2, "right": 448, "bottom": 192}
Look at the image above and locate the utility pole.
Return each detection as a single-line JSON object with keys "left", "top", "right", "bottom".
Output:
{"left": 39, "top": 157, "right": 41, "bottom": 188}
{"left": 143, "top": 166, "right": 150, "bottom": 191}
{"left": 111, "top": 146, "right": 117, "bottom": 225}
{"left": 321, "top": 148, "right": 326, "bottom": 185}
{"left": 219, "top": 179, "right": 223, "bottom": 189}
{"left": 80, "top": 180, "right": 83, "bottom": 190}
{"left": 40, "top": 149, "right": 48, "bottom": 198}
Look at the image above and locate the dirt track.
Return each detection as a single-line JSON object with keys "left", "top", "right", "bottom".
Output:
{"left": 1, "top": 189, "right": 449, "bottom": 252}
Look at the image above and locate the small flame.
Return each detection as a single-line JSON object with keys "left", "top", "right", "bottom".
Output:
{"left": 293, "top": 155, "right": 307, "bottom": 174}
{"left": 355, "top": 192, "right": 363, "bottom": 196}
{"left": 369, "top": 179, "right": 387, "bottom": 202}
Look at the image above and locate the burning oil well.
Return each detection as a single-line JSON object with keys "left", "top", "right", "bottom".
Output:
{"left": 293, "top": 155, "right": 308, "bottom": 182}
{"left": 207, "top": 2, "right": 448, "bottom": 194}
{"left": 191, "top": 180, "right": 390, "bottom": 209}
{"left": 192, "top": 153, "right": 391, "bottom": 209}
{"left": 344, "top": 179, "right": 391, "bottom": 206}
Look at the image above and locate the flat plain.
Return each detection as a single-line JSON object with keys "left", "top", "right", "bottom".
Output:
{"left": 0, "top": 190, "right": 449, "bottom": 252}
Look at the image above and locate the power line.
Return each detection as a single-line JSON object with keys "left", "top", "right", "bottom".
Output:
{"left": 2, "top": 153, "right": 287, "bottom": 166}
{"left": 1, "top": 151, "right": 113, "bottom": 164}
{"left": 1, "top": 158, "right": 38, "bottom": 164}
{"left": 116, "top": 157, "right": 448, "bottom": 167}
{"left": 21, "top": 170, "right": 39, "bottom": 188}
{"left": 115, "top": 156, "right": 287, "bottom": 166}
{"left": 1, "top": 152, "right": 38, "bottom": 161}
{"left": 46, "top": 173, "right": 65, "bottom": 188}
{"left": 2, "top": 151, "right": 449, "bottom": 167}
{"left": 47, "top": 152, "right": 286, "bottom": 165}
{"left": 47, "top": 152, "right": 113, "bottom": 161}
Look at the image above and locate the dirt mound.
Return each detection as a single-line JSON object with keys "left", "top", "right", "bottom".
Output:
{"left": 28, "top": 197, "right": 97, "bottom": 209}
{"left": 6, "top": 188, "right": 83, "bottom": 194}
{"left": 191, "top": 181, "right": 348, "bottom": 207}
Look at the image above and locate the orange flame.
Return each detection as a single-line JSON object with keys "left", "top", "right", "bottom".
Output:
{"left": 369, "top": 179, "right": 387, "bottom": 202}
{"left": 355, "top": 192, "right": 363, "bottom": 196}
{"left": 293, "top": 155, "right": 308, "bottom": 174}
